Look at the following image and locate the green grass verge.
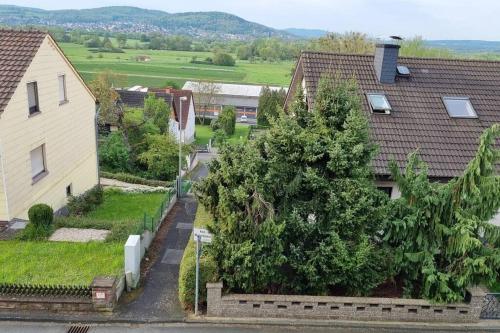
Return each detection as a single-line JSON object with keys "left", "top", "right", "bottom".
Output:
{"left": 55, "top": 189, "right": 169, "bottom": 242}
{"left": 195, "top": 124, "right": 250, "bottom": 146}
{"left": 178, "top": 205, "right": 217, "bottom": 311}
{"left": 0, "top": 241, "right": 123, "bottom": 285}
{"left": 87, "top": 189, "right": 166, "bottom": 221}
{"left": 60, "top": 43, "right": 293, "bottom": 87}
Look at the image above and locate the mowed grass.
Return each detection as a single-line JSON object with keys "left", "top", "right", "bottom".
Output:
{"left": 86, "top": 189, "right": 166, "bottom": 221}
{"left": 0, "top": 241, "right": 123, "bottom": 285}
{"left": 195, "top": 124, "right": 250, "bottom": 146}
{"left": 60, "top": 43, "right": 293, "bottom": 87}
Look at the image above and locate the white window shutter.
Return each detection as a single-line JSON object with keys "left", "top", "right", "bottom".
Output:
{"left": 30, "top": 146, "right": 45, "bottom": 177}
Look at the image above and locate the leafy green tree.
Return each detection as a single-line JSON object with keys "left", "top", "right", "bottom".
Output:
{"left": 385, "top": 124, "right": 500, "bottom": 302}
{"left": 197, "top": 74, "right": 392, "bottom": 295}
{"left": 213, "top": 106, "right": 236, "bottom": 135}
{"left": 99, "top": 131, "right": 130, "bottom": 172}
{"left": 144, "top": 93, "right": 170, "bottom": 134}
{"left": 138, "top": 134, "right": 180, "bottom": 180}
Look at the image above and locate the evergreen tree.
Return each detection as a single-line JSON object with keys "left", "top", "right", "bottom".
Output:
{"left": 197, "top": 74, "right": 392, "bottom": 295}
{"left": 386, "top": 124, "right": 500, "bottom": 302}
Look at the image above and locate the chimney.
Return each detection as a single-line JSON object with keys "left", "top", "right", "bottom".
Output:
{"left": 374, "top": 42, "right": 400, "bottom": 84}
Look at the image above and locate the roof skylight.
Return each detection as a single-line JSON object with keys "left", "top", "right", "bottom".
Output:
{"left": 442, "top": 97, "right": 477, "bottom": 118}
{"left": 397, "top": 65, "right": 411, "bottom": 76}
{"left": 367, "top": 94, "right": 392, "bottom": 114}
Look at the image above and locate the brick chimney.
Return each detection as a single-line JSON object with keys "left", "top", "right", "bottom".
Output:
{"left": 374, "top": 43, "right": 400, "bottom": 84}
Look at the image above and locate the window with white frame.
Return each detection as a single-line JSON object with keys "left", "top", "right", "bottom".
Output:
{"left": 27, "top": 82, "right": 39, "bottom": 115}
{"left": 58, "top": 74, "right": 67, "bottom": 104}
{"left": 30, "top": 145, "right": 47, "bottom": 180}
{"left": 442, "top": 97, "right": 477, "bottom": 118}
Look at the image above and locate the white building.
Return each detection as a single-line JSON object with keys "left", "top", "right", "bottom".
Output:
{"left": 183, "top": 81, "right": 287, "bottom": 121}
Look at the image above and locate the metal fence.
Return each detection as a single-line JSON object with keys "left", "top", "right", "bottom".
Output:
{"left": 137, "top": 189, "right": 175, "bottom": 234}
{"left": 481, "top": 293, "right": 500, "bottom": 319}
{"left": 0, "top": 283, "right": 92, "bottom": 298}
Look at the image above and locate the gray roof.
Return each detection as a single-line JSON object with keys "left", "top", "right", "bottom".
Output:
{"left": 183, "top": 81, "right": 287, "bottom": 98}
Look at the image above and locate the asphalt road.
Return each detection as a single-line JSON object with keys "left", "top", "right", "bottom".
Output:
{"left": 0, "top": 322, "right": 437, "bottom": 333}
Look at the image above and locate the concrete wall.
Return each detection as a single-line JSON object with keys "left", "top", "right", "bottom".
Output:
{"left": 0, "top": 36, "right": 98, "bottom": 220}
{"left": 207, "top": 283, "right": 485, "bottom": 323}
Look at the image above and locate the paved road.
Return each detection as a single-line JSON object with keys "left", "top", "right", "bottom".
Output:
{"left": 0, "top": 322, "right": 464, "bottom": 333}
{"left": 115, "top": 196, "right": 198, "bottom": 321}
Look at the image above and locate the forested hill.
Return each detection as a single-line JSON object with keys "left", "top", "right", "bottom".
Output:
{"left": 0, "top": 5, "right": 292, "bottom": 40}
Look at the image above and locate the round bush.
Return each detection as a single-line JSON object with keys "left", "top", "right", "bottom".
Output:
{"left": 28, "top": 204, "right": 54, "bottom": 227}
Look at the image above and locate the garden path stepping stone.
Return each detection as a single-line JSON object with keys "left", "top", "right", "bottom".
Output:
{"left": 176, "top": 223, "right": 193, "bottom": 230}
{"left": 49, "top": 228, "right": 110, "bottom": 242}
{"left": 161, "top": 249, "right": 184, "bottom": 265}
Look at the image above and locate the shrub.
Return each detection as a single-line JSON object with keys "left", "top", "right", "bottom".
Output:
{"left": 28, "top": 204, "right": 54, "bottom": 227}
{"left": 17, "top": 223, "right": 53, "bottom": 241}
{"left": 212, "top": 52, "right": 235, "bottom": 66}
{"left": 67, "top": 185, "right": 104, "bottom": 216}
{"left": 178, "top": 206, "right": 218, "bottom": 310}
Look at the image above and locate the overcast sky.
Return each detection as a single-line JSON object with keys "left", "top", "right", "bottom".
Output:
{"left": 1, "top": 0, "right": 498, "bottom": 40}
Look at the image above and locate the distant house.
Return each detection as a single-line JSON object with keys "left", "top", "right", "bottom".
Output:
{"left": 0, "top": 30, "right": 98, "bottom": 222}
{"left": 115, "top": 86, "right": 196, "bottom": 143}
{"left": 182, "top": 81, "right": 287, "bottom": 122}
{"left": 135, "top": 55, "right": 151, "bottom": 62}
{"left": 285, "top": 42, "right": 500, "bottom": 224}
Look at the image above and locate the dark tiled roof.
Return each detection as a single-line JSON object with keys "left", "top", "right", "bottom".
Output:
{"left": 150, "top": 88, "right": 194, "bottom": 130}
{"left": 0, "top": 29, "right": 47, "bottom": 113}
{"left": 294, "top": 51, "right": 500, "bottom": 179}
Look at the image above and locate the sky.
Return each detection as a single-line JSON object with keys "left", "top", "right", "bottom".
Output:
{"left": 1, "top": 0, "right": 498, "bottom": 40}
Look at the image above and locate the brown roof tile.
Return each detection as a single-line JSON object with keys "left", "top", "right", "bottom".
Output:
{"left": 0, "top": 29, "right": 47, "bottom": 113}
{"left": 292, "top": 51, "right": 500, "bottom": 179}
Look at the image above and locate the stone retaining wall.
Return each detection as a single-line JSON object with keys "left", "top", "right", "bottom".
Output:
{"left": 207, "top": 282, "right": 485, "bottom": 323}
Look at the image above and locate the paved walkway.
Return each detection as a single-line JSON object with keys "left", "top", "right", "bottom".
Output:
{"left": 115, "top": 196, "right": 198, "bottom": 321}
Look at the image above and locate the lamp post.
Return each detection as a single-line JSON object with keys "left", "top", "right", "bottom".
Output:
{"left": 178, "top": 96, "right": 188, "bottom": 198}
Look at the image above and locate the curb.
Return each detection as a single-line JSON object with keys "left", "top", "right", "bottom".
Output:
{"left": 186, "top": 316, "right": 500, "bottom": 332}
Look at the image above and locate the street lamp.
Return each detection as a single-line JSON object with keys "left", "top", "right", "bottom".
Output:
{"left": 178, "top": 96, "right": 188, "bottom": 198}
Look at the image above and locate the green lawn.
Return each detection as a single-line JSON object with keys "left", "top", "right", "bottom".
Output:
{"left": 0, "top": 241, "right": 123, "bottom": 285}
{"left": 60, "top": 43, "right": 293, "bottom": 87}
{"left": 87, "top": 189, "right": 166, "bottom": 221}
{"left": 195, "top": 124, "right": 250, "bottom": 146}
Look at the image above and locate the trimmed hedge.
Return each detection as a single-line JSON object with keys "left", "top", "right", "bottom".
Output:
{"left": 28, "top": 204, "right": 53, "bottom": 227}
{"left": 178, "top": 205, "right": 217, "bottom": 311}
{"left": 100, "top": 171, "right": 172, "bottom": 188}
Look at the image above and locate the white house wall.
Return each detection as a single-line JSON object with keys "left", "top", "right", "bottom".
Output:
{"left": 0, "top": 36, "right": 98, "bottom": 220}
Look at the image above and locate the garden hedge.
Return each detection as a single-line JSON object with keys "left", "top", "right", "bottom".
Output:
{"left": 178, "top": 205, "right": 217, "bottom": 311}
{"left": 100, "top": 171, "right": 172, "bottom": 188}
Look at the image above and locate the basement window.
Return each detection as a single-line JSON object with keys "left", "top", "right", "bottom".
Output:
{"left": 367, "top": 94, "right": 391, "bottom": 114}
{"left": 442, "top": 97, "right": 477, "bottom": 118}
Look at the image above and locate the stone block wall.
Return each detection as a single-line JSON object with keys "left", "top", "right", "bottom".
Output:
{"left": 206, "top": 283, "right": 485, "bottom": 323}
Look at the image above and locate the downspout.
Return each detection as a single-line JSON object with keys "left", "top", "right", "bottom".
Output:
{"left": 95, "top": 103, "right": 101, "bottom": 186}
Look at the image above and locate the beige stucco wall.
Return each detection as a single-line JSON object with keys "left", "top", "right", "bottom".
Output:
{"left": 0, "top": 36, "right": 98, "bottom": 220}
{"left": 0, "top": 144, "right": 7, "bottom": 221}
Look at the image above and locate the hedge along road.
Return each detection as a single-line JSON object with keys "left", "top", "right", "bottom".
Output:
{"left": 115, "top": 195, "right": 198, "bottom": 321}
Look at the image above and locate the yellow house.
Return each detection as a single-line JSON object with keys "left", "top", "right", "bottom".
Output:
{"left": 0, "top": 30, "right": 98, "bottom": 221}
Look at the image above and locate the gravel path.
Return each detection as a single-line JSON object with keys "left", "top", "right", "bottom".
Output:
{"left": 49, "top": 228, "right": 110, "bottom": 242}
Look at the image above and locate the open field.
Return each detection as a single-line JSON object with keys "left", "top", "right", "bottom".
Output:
{"left": 60, "top": 43, "right": 294, "bottom": 87}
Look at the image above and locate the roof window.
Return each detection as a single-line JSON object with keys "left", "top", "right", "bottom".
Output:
{"left": 442, "top": 97, "right": 477, "bottom": 118}
{"left": 367, "top": 94, "right": 391, "bottom": 114}
{"left": 397, "top": 65, "right": 411, "bottom": 76}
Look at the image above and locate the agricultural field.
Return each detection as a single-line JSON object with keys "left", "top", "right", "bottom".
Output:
{"left": 59, "top": 43, "right": 294, "bottom": 88}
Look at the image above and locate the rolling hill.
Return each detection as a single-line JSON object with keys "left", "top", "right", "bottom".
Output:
{"left": 0, "top": 5, "right": 292, "bottom": 40}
